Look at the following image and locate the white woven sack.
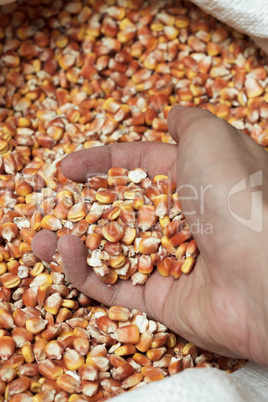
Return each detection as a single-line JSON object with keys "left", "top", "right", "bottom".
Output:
{"left": 113, "top": 361, "right": 268, "bottom": 402}
{"left": 192, "top": 0, "right": 268, "bottom": 52}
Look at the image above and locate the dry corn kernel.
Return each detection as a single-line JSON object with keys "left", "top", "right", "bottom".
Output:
{"left": 44, "top": 293, "right": 62, "bottom": 315}
{"left": 63, "top": 348, "right": 85, "bottom": 370}
{"left": 0, "top": 273, "right": 21, "bottom": 289}
{"left": 109, "top": 306, "right": 132, "bottom": 322}
{"left": 122, "top": 372, "right": 143, "bottom": 389}
{"left": 114, "top": 344, "right": 137, "bottom": 356}
{"left": 26, "top": 318, "right": 48, "bottom": 335}
{"left": 38, "top": 359, "right": 63, "bottom": 381}
{"left": 21, "top": 342, "right": 35, "bottom": 363}
{"left": 115, "top": 324, "right": 140, "bottom": 344}
{"left": 41, "top": 215, "right": 62, "bottom": 231}
{"left": 0, "top": 0, "right": 251, "bottom": 398}
{"left": 0, "top": 337, "right": 16, "bottom": 360}
{"left": 102, "top": 221, "right": 124, "bottom": 242}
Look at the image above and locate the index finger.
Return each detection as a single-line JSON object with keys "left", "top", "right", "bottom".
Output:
{"left": 60, "top": 142, "right": 177, "bottom": 182}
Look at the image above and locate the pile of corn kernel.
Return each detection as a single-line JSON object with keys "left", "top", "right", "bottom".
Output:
{"left": 0, "top": 0, "right": 266, "bottom": 399}
{"left": 39, "top": 166, "right": 197, "bottom": 285}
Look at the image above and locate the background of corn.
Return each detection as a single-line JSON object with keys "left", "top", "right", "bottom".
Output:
{"left": 0, "top": 0, "right": 266, "bottom": 400}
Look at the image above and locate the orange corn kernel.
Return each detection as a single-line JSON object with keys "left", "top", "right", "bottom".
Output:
{"left": 114, "top": 324, "right": 140, "bottom": 344}
{"left": 157, "top": 257, "right": 174, "bottom": 277}
{"left": 102, "top": 221, "right": 124, "bottom": 242}
{"left": 108, "top": 306, "right": 132, "bottom": 322}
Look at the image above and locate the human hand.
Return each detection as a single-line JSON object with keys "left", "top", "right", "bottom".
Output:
{"left": 32, "top": 107, "right": 268, "bottom": 365}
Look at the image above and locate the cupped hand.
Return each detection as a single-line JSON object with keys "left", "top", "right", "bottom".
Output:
{"left": 32, "top": 107, "right": 268, "bottom": 365}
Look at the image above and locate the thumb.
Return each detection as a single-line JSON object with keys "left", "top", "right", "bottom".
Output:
{"left": 167, "top": 105, "right": 228, "bottom": 145}
{"left": 167, "top": 106, "right": 261, "bottom": 259}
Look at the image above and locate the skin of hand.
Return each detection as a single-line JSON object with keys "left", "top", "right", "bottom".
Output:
{"left": 32, "top": 106, "right": 268, "bottom": 366}
{"left": 251, "top": 36, "right": 268, "bottom": 54}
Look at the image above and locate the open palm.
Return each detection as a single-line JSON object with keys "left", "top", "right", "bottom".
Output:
{"left": 33, "top": 107, "right": 268, "bottom": 365}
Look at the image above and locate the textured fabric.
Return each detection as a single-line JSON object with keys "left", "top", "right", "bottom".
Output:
{"left": 191, "top": 0, "right": 268, "bottom": 38}
{"left": 191, "top": 0, "right": 268, "bottom": 52}
{"left": 114, "top": 361, "right": 268, "bottom": 402}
